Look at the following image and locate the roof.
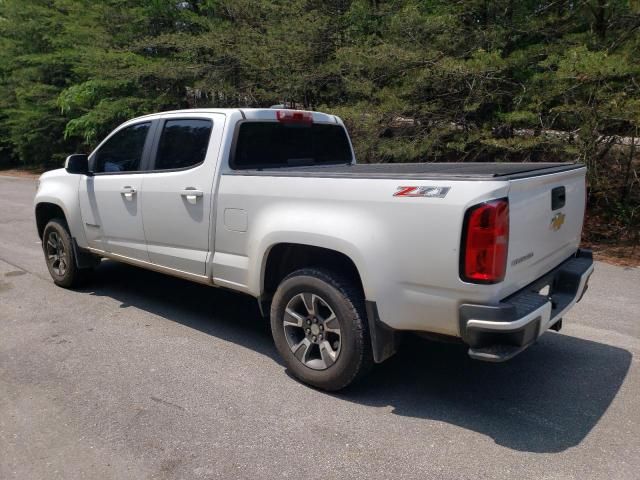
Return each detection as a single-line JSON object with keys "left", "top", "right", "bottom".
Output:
{"left": 131, "top": 108, "right": 337, "bottom": 123}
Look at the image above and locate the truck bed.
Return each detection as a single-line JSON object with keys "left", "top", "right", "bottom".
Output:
{"left": 226, "top": 162, "right": 583, "bottom": 181}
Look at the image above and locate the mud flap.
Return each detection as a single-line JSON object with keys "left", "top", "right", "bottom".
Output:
{"left": 365, "top": 301, "right": 401, "bottom": 363}
{"left": 71, "top": 238, "right": 101, "bottom": 269}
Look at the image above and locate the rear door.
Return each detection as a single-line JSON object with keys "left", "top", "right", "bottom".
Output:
{"left": 140, "top": 114, "right": 225, "bottom": 276}
{"left": 79, "top": 121, "right": 155, "bottom": 261}
{"left": 505, "top": 167, "right": 587, "bottom": 291}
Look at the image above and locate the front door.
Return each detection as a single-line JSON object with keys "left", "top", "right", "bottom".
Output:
{"left": 141, "top": 115, "right": 224, "bottom": 276}
{"left": 79, "top": 121, "right": 154, "bottom": 261}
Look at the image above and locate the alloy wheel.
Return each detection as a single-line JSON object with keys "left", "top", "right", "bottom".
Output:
{"left": 45, "top": 231, "right": 68, "bottom": 276}
{"left": 282, "top": 292, "right": 342, "bottom": 370}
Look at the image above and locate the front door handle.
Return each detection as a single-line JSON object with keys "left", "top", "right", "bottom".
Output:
{"left": 120, "top": 186, "right": 137, "bottom": 199}
{"left": 180, "top": 188, "right": 203, "bottom": 204}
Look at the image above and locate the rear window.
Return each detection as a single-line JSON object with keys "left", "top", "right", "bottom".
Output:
{"left": 232, "top": 122, "right": 352, "bottom": 169}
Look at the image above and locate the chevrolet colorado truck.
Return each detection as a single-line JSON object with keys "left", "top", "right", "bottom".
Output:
{"left": 34, "top": 108, "right": 594, "bottom": 390}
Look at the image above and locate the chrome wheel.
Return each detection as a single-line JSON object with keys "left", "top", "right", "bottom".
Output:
{"left": 45, "top": 231, "right": 68, "bottom": 276}
{"left": 283, "top": 293, "right": 342, "bottom": 370}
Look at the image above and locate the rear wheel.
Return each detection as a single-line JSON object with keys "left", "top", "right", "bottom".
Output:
{"left": 270, "top": 268, "right": 372, "bottom": 391}
{"left": 42, "top": 218, "right": 90, "bottom": 288}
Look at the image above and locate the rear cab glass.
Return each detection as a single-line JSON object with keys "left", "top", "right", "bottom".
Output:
{"left": 231, "top": 122, "right": 352, "bottom": 169}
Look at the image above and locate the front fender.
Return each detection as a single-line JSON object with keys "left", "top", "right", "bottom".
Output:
{"left": 34, "top": 169, "right": 87, "bottom": 248}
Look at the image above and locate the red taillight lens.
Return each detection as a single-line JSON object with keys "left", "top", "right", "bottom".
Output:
{"left": 461, "top": 199, "right": 509, "bottom": 284}
{"left": 276, "top": 110, "right": 313, "bottom": 124}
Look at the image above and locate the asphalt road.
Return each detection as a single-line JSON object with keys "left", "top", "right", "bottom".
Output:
{"left": 1, "top": 175, "right": 639, "bottom": 480}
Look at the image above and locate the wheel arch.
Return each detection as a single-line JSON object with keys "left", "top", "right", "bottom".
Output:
{"left": 35, "top": 202, "right": 68, "bottom": 239}
{"left": 261, "top": 242, "right": 366, "bottom": 302}
{"left": 262, "top": 243, "right": 399, "bottom": 365}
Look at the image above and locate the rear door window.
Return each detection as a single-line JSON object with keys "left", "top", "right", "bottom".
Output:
{"left": 153, "top": 119, "right": 213, "bottom": 171}
{"left": 232, "top": 122, "right": 352, "bottom": 169}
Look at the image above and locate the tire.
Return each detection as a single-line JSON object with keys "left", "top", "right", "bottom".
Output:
{"left": 42, "top": 218, "right": 90, "bottom": 288}
{"left": 270, "top": 268, "right": 373, "bottom": 391}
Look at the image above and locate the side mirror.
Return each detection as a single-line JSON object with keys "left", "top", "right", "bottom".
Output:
{"left": 65, "top": 154, "right": 91, "bottom": 175}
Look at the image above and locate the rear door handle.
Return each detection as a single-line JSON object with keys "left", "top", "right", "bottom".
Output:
{"left": 180, "top": 188, "right": 203, "bottom": 203}
{"left": 120, "top": 186, "right": 137, "bottom": 199}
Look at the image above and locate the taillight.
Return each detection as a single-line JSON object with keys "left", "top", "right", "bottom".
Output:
{"left": 276, "top": 110, "right": 313, "bottom": 124}
{"left": 460, "top": 198, "right": 509, "bottom": 284}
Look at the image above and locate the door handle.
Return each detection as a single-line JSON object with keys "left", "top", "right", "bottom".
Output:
{"left": 180, "top": 188, "right": 203, "bottom": 203}
{"left": 120, "top": 186, "right": 137, "bottom": 199}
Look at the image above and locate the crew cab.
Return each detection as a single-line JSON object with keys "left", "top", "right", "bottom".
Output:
{"left": 34, "top": 108, "right": 594, "bottom": 390}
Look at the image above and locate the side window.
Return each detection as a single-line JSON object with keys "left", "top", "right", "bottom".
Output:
{"left": 154, "top": 119, "right": 213, "bottom": 171}
{"left": 93, "top": 122, "right": 151, "bottom": 173}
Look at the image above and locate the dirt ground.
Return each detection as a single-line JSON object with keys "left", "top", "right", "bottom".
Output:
{"left": 0, "top": 168, "right": 44, "bottom": 179}
{"left": 583, "top": 243, "right": 640, "bottom": 267}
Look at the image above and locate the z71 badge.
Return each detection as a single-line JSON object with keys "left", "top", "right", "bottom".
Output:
{"left": 393, "top": 186, "right": 451, "bottom": 198}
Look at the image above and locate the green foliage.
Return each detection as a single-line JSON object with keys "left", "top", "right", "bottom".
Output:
{"left": 0, "top": 0, "right": 639, "bottom": 241}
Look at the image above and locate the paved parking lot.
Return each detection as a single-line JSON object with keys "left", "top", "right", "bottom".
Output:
{"left": 1, "top": 175, "right": 639, "bottom": 479}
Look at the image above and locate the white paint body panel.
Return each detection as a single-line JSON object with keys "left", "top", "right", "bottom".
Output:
{"left": 34, "top": 108, "right": 588, "bottom": 339}
{"left": 141, "top": 113, "right": 226, "bottom": 275}
{"left": 78, "top": 174, "right": 148, "bottom": 261}
{"left": 33, "top": 169, "right": 88, "bottom": 249}
{"left": 213, "top": 174, "right": 510, "bottom": 335}
{"left": 502, "top": 168, "right": 585, "bottom": 295}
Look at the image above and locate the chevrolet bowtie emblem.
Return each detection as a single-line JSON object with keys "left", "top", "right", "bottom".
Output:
{"left": 550, "top": 212, "right": 566, "bottom": 231}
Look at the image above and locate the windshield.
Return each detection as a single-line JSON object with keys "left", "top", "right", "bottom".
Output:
{"left": 232, "top": 121, "right": 353, "bottom": 169}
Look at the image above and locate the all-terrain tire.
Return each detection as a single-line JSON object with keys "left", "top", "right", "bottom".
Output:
{"left": 42, "top": 218, "right": 91, "bottom": 288}
{"left": 270, "top": 268, "right": 373, "bottom": 391}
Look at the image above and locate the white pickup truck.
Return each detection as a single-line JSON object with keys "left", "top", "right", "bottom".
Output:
{"left": 34, "top": 108, "right": 594, "bottom": 390}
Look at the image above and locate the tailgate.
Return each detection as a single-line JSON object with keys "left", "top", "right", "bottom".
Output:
{"left": 504, "top": 166, "right": 587, "bottom": 293}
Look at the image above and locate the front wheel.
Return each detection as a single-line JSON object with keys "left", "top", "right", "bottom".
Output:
{"left": 42, "top": 218, "right": 90, "bottom": 288}
{"left": 270, "top": 268, "right": 373, "bottom": 391}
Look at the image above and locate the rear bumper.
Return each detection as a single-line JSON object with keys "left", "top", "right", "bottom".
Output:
{"left": 459, "top": 249, "right": 594, "bottom": 362}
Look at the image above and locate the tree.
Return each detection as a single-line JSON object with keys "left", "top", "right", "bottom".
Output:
{"left": 0, "top": 0, "right": 638, "bottom": 243}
